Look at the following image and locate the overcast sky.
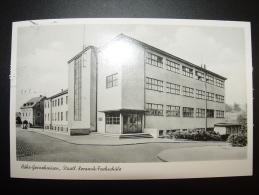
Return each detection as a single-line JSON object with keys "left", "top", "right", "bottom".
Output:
{"left": 15, "top": 20, "right": 248, "bottom": 111}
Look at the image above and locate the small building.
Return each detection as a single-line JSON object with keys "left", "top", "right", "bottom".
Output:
{"left": 20, "top": 95, "right": 46, "bottom": 127}
{"left": 44, "top": 89, "right": 68, "bottom": 133}
{"left": 214, "top": 123, "right": 242, "bottom": 135}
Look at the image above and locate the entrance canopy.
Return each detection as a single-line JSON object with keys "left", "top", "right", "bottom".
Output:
{"left": 99, "top": 109, "right": 147, "bottom": 114}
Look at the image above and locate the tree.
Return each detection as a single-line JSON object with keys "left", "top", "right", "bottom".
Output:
{"left": 233, "top": 102, "right": 241, "bottom": 112}
{"left": 225, "top": 104, "right": 233, "bottom": 112}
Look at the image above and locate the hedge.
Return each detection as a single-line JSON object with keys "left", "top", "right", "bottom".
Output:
{"left": 227, "top": 133, "right": 247, "bottom": 147}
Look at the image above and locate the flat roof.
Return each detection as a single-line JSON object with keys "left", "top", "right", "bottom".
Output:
{"left": 215, "top": 123, "right": 242, "bottom": 127}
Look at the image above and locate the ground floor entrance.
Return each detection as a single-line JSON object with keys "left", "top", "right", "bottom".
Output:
{"left": 123, "top": 113, "right": 142, "bottom": 134}
{"left": 104, "top": 110, "right": 144, "bottom": 134}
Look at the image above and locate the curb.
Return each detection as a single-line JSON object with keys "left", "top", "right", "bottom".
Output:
{"left": 26, "top": 129, "right": 197, "bottom": 146}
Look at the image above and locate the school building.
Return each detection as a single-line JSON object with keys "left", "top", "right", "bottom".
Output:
{"left": 62, "top": 34, "right": 227, "bottom": 137}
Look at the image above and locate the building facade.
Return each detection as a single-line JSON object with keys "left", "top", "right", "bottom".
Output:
{"left": 20, "top": 95, "right": 46, "bottom": 127}
{"left": 67, "top": 34, "right": 227, "bottom": 137}
{"left": 44, "top": 89, "right": 68, "bottom": 133}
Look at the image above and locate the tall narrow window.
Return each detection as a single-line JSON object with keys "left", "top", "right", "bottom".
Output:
{"left": 61, "top": 112, "right": 63, "bottom": 121}
{"left": 66, "top": 96, "right": 68, "bottom": 104}
{"left": 61, "top": 97, "right": 63, "bottom": 105}
{"left": 74, "top": 56, "right": 82, "bottom": 121}
{"left": 66, "top": 111, "right": 68, "bottom": 121}
{"left": 58, "top": 99, "right": 60, "bottom": 106}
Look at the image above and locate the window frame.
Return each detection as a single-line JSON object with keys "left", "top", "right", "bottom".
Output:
{"left": 196, "top": 108, "right": 205, "bottom": 118}
{"left": 146, "top": 52, "right": 163, "bottom": 68}
{"left": 106, "top": 73, "right": 118, "bottom": 89}
{"left": 166, "top": 59, "right": 180, "bottom": 74}
{"left": 182, "top": 86, "right": 194, "bottom": 97}
{"left": 182, "top": 66, "right": 193, "bottom": 78}
{"left": 166, "top": 82, "right": 180, "bottom": 95}
{"left": 146, "top": 77, "right": 164, "bottom": 92}
{"left": 166, "top": 105, "right": 180, "bottom": 117}
{"left": 183, "top": 107, "right": 194, "bottom": 117}
{"left": 146, "top": 103, "right": 164, "bottom": 116}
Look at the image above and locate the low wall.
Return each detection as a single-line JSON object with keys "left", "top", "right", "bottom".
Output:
{"left": 144, "top": 128, "right": 158, "bottom": 138}
{"left": 70, "top": 128, "right": 91, "bottom": 136}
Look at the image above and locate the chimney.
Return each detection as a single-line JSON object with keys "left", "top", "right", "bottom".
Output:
{"left": 61, "top": 89, "right": 63, "bottom": 92}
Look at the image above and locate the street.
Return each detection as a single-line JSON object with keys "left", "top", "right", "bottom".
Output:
{"left": 16, "top": 129, "right": 230, "bottom": 163}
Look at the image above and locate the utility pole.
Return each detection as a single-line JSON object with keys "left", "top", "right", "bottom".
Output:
{"left": 204, "top": 64, "right": 207, "bottom": 131}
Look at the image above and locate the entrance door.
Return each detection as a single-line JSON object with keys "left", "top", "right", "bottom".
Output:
{"left": 123, "top": 113, "right": 142, "bottom": 134}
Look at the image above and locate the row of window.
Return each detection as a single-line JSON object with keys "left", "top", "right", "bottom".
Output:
{"left": 146, "top": 103, "right": 224, "bottom": 118}
{"left": 146, "top": 52, "right": 224, "bottom": 88}
{"left": 44, "top": 111, "right": 68, "bottom": 121}
{"left": 22, "top": 112, "right": 41, "bottom": 117}
{"left": 146, "top": 77, "right": 224, "bottom": 103}
{"left": 44, "top": 125, "right": 68, "bottom": 132}
{"left": 47, "top": 96, "right": 68, "bottom": 108}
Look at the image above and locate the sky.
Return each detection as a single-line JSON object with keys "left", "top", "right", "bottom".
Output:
{"left": 15, "top": 20, "right": 249, "bottom": 111}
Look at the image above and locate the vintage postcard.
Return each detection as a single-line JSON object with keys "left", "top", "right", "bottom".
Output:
{"left": 10, "top": 18, "right": 253, "bottom": 179}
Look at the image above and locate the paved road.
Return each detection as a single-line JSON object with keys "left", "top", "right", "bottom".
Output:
{"left": 16, "top": 129, "right": 228, "bottom": 163}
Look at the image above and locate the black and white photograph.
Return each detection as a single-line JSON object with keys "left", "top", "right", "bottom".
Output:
{"left": 10, "top": 18, "right": 253, "bottom": 180}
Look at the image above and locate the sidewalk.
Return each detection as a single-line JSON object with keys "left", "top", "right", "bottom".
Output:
{"left": 19, "top": 127, "right": 196, "bottom": 146}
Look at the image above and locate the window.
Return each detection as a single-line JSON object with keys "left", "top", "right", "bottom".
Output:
{"left": 66, "top": 96, "right": 68, "bottom": 104}
{"left": 106, "top": 113, "right": 120, "bottom": 124}
{"left": 182, "top": 86, "right": 194, "bottom": 97}
{"left": 74, "top": 56, "right": 82, "bottom": 121}
{"left": 61, "top": 98, "right": 63, "bottom": 105}
{"left": 216, "top": 79, "right": 224, "bottom": 88}
{"left": 146, "top": 77, "right": 163, "bottom": 92}
{"left": 58, "top": 99, "right": 60, "bottom": 106}
{"left": 215, "top": 94, "right": 224, "bottom": 103}
{"left": 146, "top": 52, "right": 163, "bottom": 68}
{"left": 52, "top": 113, "right": 54, "bottom": 121}
{"left": 166, "top": 60, "right": 180, "bottom": 73}
{"left": 166, "top": 105, "right": 180, "bottom": 117}
{"left": 183, "top": 107, "right": 194, "bottom": 117}
{"left": 48, "top": 102, "right": 49, "bottom": 108}
{"left": 52, "top": 100, "right": 54, "bottom": 107}
{"left": 166, "top": 82, "right": 180, "bottom": 95}
{"left": 26, "top": 113, "right": 27, "bottom": 116}
{"left": 37, "top": 112, "right": 41, "bottom": 117}
{"left": 196, "top": 108, "right": 205, "bottom": 118}
{"left": 45, "top": 103, "right": 47, "bottom": 108}
{"left": 45, "top": 114, "right": 46, "bottom": 121}
{"left": 195, "top": 70, "right": 204, "bottom": 81}
{"left": 196, "top": 89, "right": 205, "bottom": 99}
{"left": 207, "top": 92, "right": 214, "bottom": 101}
{"left": 58, "top": 112, "right": 60, "bottom": 121}
{"left": 55, "top": 100, "right": 57, "bottom": 107}
{"left": 48, "top": 114, "right": 49, "bottom": 121}
{"left": 61, "top": 112, "right": 63, "bottom": 121}
{"left": 55, "top": 113, "right": 56, "bottom": 121}
{"left": 66, "top": 111, "right": 68, "bottom": 121}
{"left": 216, "top": 110, "right": 224, "bottom": 118}
{"left": 106, "top": 73, "right": 118, "bottom": 89}
{"left": 182, "top": 66, "right": 193, "bottom": 78}
{"left": 207, "top": 109, "right": 214, "bottom": 118}
{"left": 146, "top": 103, "right": 163, "bottom": 116}
{"left": 206, "top": 75, "right": 214, "bottom": 84}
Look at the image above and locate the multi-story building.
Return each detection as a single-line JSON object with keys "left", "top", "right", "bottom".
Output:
{"left": 44, "top": 89, "right": 68, "bottom": 133}
{"left": 66, "top": 34, "right": 226, "bottom": 137}
{"left": 20, "top": 95, "right": 46, "bottom": 127}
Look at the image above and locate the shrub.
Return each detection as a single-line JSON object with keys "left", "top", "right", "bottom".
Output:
{"left": 227, "top": 133, "right": 247, "bottom": 147}
{"left": 169, "top": 129, "right": 222, "bottom": 141}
